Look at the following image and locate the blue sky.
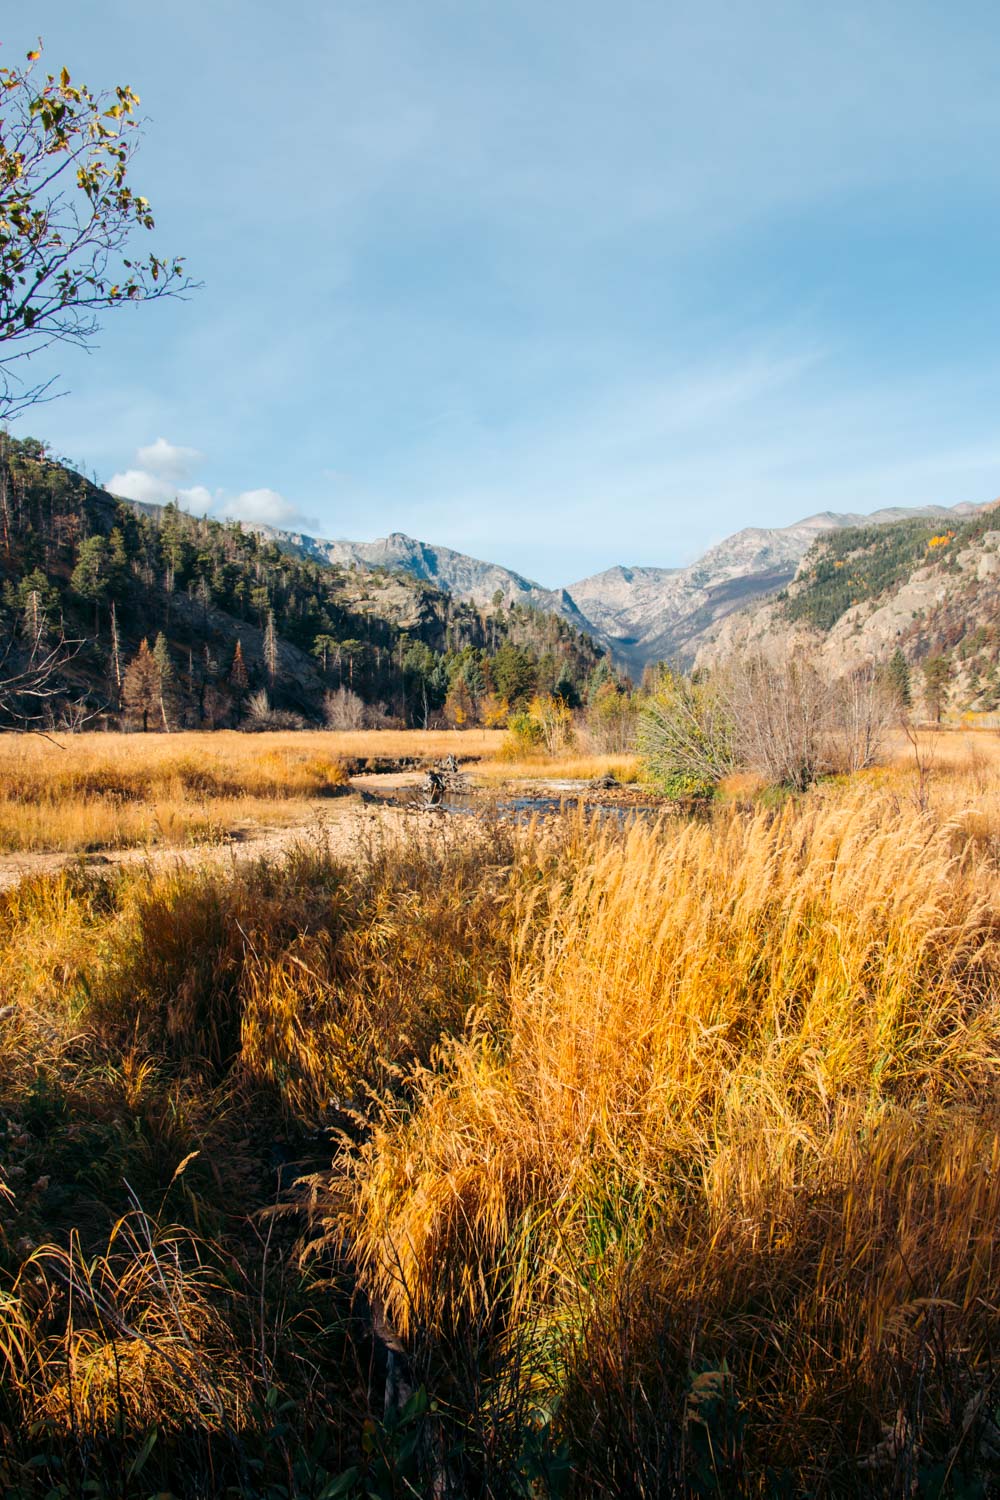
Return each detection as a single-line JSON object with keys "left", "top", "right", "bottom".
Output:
{"left": 7, "top": 2, "right": 1000, "bottom": 584}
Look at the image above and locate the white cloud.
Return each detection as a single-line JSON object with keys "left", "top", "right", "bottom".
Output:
{"left": 107, "top": 468, "right": 215, "bottom": 514}
{"left": 218, "top": 488, "right": 318, "bottom": 531}
{"left": 110, "top": 439, "right": 317, "bottom": 532}
{"left": 135, "top": 437, "right": 204, "bottom": 481}
{"left": 108, "top": 468, "right": 179, "bottom": 506}
{"left": 178, "top": 485, "right": 215, "bottom": 514}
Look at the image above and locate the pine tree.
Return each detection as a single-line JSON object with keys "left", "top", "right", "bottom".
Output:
{"left": 152, "top": 632, "right": 180, "bottom": 731}
{"left": 263, "top": 610, "right": 278, "bottom": 686}
{"left": 108, "top": 528, "right": 129, "bottom": 594}
{"left": 922, "top": 655, "right": 951, "bottom": 725}
{"left": 230, "top": 639, "right": 249, "bottom": 698}
{"left": 887, "top": 647, "right": 912, "bottom": 709}
{"left": 71, "top": 535, "right": 110, "bottom": 631}
{"left": 122, "top": 638, "right": 160, "bottom": 732}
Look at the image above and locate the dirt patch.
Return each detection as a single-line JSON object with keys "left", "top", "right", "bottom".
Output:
{"left": 350, "top": 770, "right": 425, "bottom": 791}
{"left": 0, "top": 794, "right": 414, "bottom": 891}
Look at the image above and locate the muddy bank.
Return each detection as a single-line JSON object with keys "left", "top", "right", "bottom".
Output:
{"left": 355, "top": 771, "right": 669, "bottom": 821}
{"left": 339, "top": 754, "right": 485, "bottom": 776}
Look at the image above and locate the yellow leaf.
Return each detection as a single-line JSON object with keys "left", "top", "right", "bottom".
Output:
{"left": 26, "top": 50, "right": 41, "bottom": 62}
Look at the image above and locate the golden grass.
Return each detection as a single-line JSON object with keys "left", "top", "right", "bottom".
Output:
{"left": 885, "top": 723, "right": 1000, "bottom": 772}
{"left": 473, "top": 751, "right": 641, "bottom": 783}
{"left": 8, "top": 759, "right": 1000, "bottom": 1489}
{"left": 0, "top": 728, "right": 504, "bottom": 853}
{"left": 29, "top": 1212, "right": 250, "bottom": 1436}
{"left": 315, "top": 727, "right": 504, "bottom": 761}
{"left": 335, "top": 784, "right": 1000, "bottom": 1487}
{"left": 0, "top": 821, "right": 527, "bottom": 1488}
{"left": 0, "top": 731, "right": 347, "bottom": 853}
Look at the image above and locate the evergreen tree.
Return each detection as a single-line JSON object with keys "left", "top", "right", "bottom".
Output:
{"left": 122, "top": 638, "right": 160, "bottom": 732}
{"left": 312, "top": 633, "right": 338, "bottom": 674}
{"left": 107, "top": 528, "right": 129, "bottom": 595}
{"left": 554, "top": 665, "right": 580, "bottom": 708}
{"left": 922, "top": 655, "right": 951, "bottom": 724}
{"left": 152, "top": 632, "right": 180, "bottom": 730}
{"left": 887, "top": 647, "right": 912, "bottom": 709}
{"left": 491, "top": 642, "right": 536, "bottom": 707}
{"left": 7, "top": 569, "right": 59, "bottom": 632}
{"left": 70, "top": 534, "right": 110, "bottom": 630}
{"left": 587, "top": 657, "right": 615, "bottom": 704}
{"left": 230, "top": 639, "right": 249, "bottom": 696}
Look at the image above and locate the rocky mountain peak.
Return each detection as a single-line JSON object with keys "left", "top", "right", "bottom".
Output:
{"left": 252, "top": 495, "right": 991, "bottom": 677}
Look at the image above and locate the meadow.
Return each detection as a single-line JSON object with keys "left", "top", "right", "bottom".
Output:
{"left": 0, "top": 729, "right": 503, "bottom": 855}
{"left": 2, "top": 730, "right": 1000, "bottom": 1494}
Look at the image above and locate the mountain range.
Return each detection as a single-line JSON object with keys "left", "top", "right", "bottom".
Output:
{"left": 255, "top": 501, "right": 986, "bottom": 677}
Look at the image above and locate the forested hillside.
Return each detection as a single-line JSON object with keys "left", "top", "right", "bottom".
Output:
{"left": 781, "top": 517, "right": 949, "bottom": 632}
{"left": 699, "top": 501, "right": 1000, "bottom": 716}
{"left": 0, "top": 436, "right": 609, "bottom": 729}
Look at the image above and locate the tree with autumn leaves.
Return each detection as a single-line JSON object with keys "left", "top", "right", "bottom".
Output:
{"left": 0, "top": 42, "right": 194, "bottom": 421}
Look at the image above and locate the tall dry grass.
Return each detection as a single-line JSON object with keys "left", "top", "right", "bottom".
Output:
{"left": 0, "top": 731, "right": 352, "bottom": 853}
{"left": 333, "top": 787, "right": 1000, "bottom": 1490}
{"left": 474, "top": 751, "right": 641, "bottom": 783}
{"left": 7, "top": 761, "right": 1000, "bottom": 1492}
{"left": 0, "top": 817, "right": 539, "bottom": 1494}
{"left": 885, "top": 723, "right": 1000, "bottom": 774}
{"left": 0, "top": 729, "right": 635, "bottom": 856}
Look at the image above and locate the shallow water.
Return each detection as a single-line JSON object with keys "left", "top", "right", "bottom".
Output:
{"left": 429, "top": 790, "right": 660, "bottom": 825}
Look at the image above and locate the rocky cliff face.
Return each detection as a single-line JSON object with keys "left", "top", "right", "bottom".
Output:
{"left": 253, "top": 527, "right": 594, "bottom": 632}
{"left": 565, "top": 519, "right": 840, "bottom": 675}
{"left": 695, "top": 510, "right": 1000, "bottom": 715}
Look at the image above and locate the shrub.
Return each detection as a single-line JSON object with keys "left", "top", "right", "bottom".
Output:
{"left": 637, "top": 669, "right": 736, "bottom": 792}
{"left": 586, "top": 683, "right": 638, "bottom": 754}
{"left": 499, "top": 709, "right": 546, "bottom": 761}
{"left": 323, "top": 686, "right": 367, "bottom": 730}
{"left": 640, "top": 655, "right": 897, "bottom": 793}
{"left": 242, "top": 689, "right": 306, "bottom": 732}
{"left": 499, "top": 695, "right": 575, "bottom": 761}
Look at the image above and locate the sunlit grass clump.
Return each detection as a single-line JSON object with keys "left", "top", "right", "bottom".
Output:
{"left": 334, "top": 788, "right": 1000, "bottom": 1490}
{"left": 473, "top": 750, "right": 641, "bottom": 783}
{"left": 0, "top": 817, "right": 529, "bottom": 1493}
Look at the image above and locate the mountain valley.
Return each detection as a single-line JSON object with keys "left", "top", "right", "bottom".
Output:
{"left": 256, "top": 499, "right": 987, "bottom": 676}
